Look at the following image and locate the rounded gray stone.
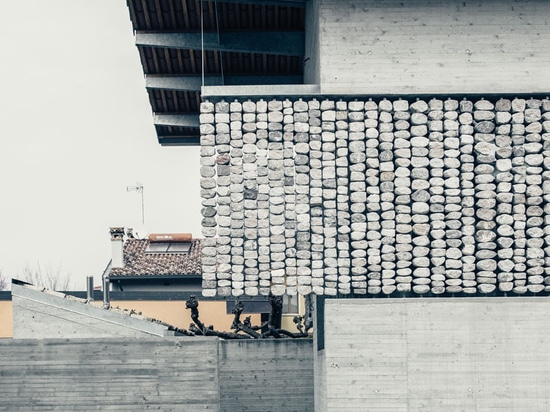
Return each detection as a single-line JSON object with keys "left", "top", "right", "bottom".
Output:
{"left": 412, "top": 284, "right": 430, "bottom": 294}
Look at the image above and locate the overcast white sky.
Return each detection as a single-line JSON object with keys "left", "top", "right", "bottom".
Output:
{"left": 0, "top": 1, "right": 201, "bottom": 289}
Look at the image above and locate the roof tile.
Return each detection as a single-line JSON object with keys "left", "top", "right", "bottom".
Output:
{"left": 109, "top": 238, "right": 202, "bottom": 277}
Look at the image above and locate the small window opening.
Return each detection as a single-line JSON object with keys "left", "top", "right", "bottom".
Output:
{"left": 283, "top": 294, "right": 299, "bottom": 314}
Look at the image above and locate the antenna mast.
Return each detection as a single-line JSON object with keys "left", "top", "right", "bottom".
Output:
{"left": 126, "top": 183, "right": 145, "bottom": 224}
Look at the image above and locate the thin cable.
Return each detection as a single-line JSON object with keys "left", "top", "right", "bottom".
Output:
{"left": 215, "top": 1, "right": 224, "bottom": 84}
{"left": 200, "top": 0, "right": 205, "bottom": 88}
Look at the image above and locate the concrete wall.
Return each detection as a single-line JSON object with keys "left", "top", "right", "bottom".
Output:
{"left": 313, "top": 304, "right": 327, "bottom": 412}
{"left": 0, "top": 337, "right": 219, "bottom": 411}
{"left": 0, "top": 337, "right": 314, "bottom": 411}
{"left": 12, "top": 284, "right": 176, "bottom": 339}
{"left": 317, "top": 0, "right": 550, "bottom": 94}
{"left": 304, "top": 0, "right": 320, "bottom": 85}
{"left": 200, "top": 96, "right": 550, "bottom": 297}
{"left": 218, "top": 340, "right": 314, "bottom": 412}
{"left": 319, "top": 297, "right": 550, "bottom": 411}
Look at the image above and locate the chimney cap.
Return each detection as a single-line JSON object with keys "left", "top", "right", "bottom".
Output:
{"left": 110, "top": 227, "right": 125, "bottom": 241}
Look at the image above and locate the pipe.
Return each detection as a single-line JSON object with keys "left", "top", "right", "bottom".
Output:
{"left": 86, "top": 276, "right": 94, "bottom": 301}
{"left": 103, "top": 275, "right": 110, "bottom": 309}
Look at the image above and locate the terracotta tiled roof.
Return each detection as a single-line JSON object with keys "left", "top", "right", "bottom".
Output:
{"left": 109, "top": 238, "right": 202, "bottom": 277}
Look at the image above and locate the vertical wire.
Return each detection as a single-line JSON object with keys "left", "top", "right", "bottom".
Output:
{"left": 215, "top": 1, "right": 224, "bottom": 84}
{"left": 200, "top": 0, "right": 205, "bottom": 88}
{"left": 140, "top": 187, "right": 145, "bottom": 225}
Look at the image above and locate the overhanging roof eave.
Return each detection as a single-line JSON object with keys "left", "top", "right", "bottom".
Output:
{"left": 108, "top": 274, "right": 202, "bottom": 281}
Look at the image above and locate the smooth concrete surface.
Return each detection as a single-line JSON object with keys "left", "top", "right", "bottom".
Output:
{"left": 318, "top": 0, "right": 550, "bottom": 94}
{"left": 12, "top": 283, "right": 175, "bottom": 338}
{"left": 319, "top": 297, "right": 550, "bottom": 411}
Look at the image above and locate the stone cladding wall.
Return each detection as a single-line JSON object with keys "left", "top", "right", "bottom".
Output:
{"left": 200, "top": 97, "right": 550, "bottom": 297}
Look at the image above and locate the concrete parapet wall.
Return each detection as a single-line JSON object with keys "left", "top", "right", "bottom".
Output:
{"left": 0, "top": 337, "right": 219, "bottom": 411}
{"left": 200, "top": 96, "right": 550, "bottom": 297}
{"left": 0, "top": 337, "right": 313, "bottom": 411}
{"left": 319, "top": 297, "right": 550, "bottom": 411}
{"left": 218, "top": 339, "right": 314, "bottom": 412}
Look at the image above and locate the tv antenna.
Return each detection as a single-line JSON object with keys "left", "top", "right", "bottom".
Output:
{"left": 126, "top": 182, "right": 145, "bottom": 224}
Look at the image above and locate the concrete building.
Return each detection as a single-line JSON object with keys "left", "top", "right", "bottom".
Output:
{"left": 91, "top": 0, "right": 550, "bottom": 409}
{"left": 125, "top": 0, "right": 550, "bottom": 295}
{"left": 2, "top": 1, "right": 550, "bottom": 409}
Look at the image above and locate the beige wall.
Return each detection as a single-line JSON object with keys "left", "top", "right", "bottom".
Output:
{"left": 0, "top": 300, "right": 12, "bottom": 338}
{"left": 281, "top": 294, "right": 308, "bottom": 333}
{"left": 318, "top": 0, "right": 550, "bottom": 94}
{"left": 113, "top": 300, "right": 262, "bottom": 332}
{"left": 114, "top": 299, "right": 307, "bottom": 334}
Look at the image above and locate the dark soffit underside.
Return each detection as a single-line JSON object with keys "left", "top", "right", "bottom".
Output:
{"left": 127, "top": 0, "right": 307, "bottom": 145}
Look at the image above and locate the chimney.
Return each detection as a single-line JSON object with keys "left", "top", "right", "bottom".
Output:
{"left": 110, "top": 227, "right": 125, "bottom": 268}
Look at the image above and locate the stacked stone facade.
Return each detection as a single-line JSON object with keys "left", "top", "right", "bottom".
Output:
{"left": 200, "top": 96, "right": 550, "bottom": 297}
